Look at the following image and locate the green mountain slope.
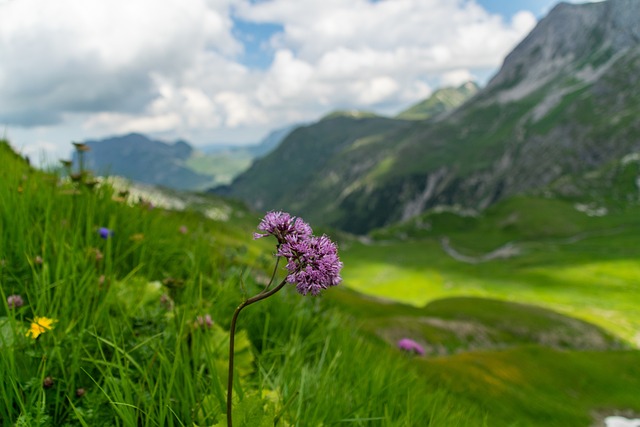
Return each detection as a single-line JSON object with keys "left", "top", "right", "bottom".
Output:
{"left": 396, "top": 81, "right": 479, "bottom": 120}
{"left": 216, "top": 114, "right": 412, "bottom": 213}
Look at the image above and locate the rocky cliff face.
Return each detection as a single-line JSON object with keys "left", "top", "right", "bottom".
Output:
{"left": 486, "top": 0, "right": 640, "bottom": 102}
{"left": 221, "top": 0, "right": 640, "bottom": 234}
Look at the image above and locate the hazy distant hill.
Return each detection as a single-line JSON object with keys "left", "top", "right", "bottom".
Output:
{"left": 220, "top": 0, "right": 640, "bottom": 234}
{"left": 74, "top": 133, "right": 212, "bottom": 190}
{"left": 396, "top": 81, "right": 479, "bottom": 120}
{"left": 74, "top": 125, "right": 297, "bottom": 190}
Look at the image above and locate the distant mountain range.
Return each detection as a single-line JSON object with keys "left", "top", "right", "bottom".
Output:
{"left": 218, "top": 0, "right": 640, "bottom": 234}
{"left": 72, "top": 125, "right": 298, "bottom": 190}
{"left": 72, "top": 81, "right": 476, "bottom": 192}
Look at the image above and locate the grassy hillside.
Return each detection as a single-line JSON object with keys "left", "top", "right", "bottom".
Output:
{"left": 3, "top": 140, "right": 640, "bottom": 426}
{"left": 343, "top": 196, "right": 640, "bottom": 342}
{"left": 0, "top": 141, "right": 469, "bottom": 426}
{"left": 396, "top": 81, "right": 479, "bottom": 120}
{"left": 186, "top": 149, "right": 254, "bottom": 187}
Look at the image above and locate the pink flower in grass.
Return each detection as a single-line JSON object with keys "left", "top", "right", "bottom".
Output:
{"left": 397, "top": 338, "right": 425, "bottom": 356}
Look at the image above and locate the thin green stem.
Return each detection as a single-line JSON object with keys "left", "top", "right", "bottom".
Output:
{"left": 261, "top": 256, "right": 281, "bottom": 294}
{"left": 227, "top": 277, "right": 288, "bottom": 427}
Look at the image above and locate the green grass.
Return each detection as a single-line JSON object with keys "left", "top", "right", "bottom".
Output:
{"left": 341, "top": 196, "right": 640, "bottom": 343}
{"left": 0, "top": 141, "right": 472, "bottom": 426}
{"left": 3, "top": 139, "right": 640, "bottom": 426}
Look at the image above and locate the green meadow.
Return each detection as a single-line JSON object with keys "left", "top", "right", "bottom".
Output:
{"left": 1, "top": 140, "right": 640, "bottom": 426}
{"left": 342, "top": 197, "right": 640, "bottom": 342}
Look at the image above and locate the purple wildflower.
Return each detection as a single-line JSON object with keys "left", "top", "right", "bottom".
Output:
{"left": 7, "top": 294, "right": 24, "bottom": 309}
{"left": 253, "top": 211, "right": 312, "bottom": 244}
{"left": 397, "top": 338, "right": 426, "bottom": 356}
{"left": 98, "top": 227, "right": 113, "bottom": 239}
{"left": 279, "top": 234, "right": 343, "bottom": 296}
{"left": 179, "top": 225, "right": 188, "bottom": 234}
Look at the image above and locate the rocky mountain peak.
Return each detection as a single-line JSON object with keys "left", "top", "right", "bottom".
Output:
{"left": 485, "top": 0, "right": 640, "bottom": 102}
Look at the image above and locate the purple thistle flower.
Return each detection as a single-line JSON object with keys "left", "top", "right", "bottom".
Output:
{"left": 397, "top": 338, "right": 426, "bottom": 356}
{"left": 98, "top": 227, "right": 113, "bottom": 239}
{"left": 254, "top": 211, "right": 312, "bottom": 244}
{"left": 7, "top": 294, "right": 24, "bottom": 309}
{"left": 278, "top": 234, "right": 343, "bottom": 296}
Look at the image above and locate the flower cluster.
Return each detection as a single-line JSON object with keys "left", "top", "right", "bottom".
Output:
{"left": 254, "top": 211, "right": 312, "bottom": 244}
{"left": 397, "top": 338, "right": 426, "bottom": 356}
{"left": 255, "top": 211, "right": 342, "bottom": 296}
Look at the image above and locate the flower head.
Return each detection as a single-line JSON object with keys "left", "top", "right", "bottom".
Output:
{"left": 254, "top": 211, "right": 312, "bottom": 244}
{"left": 7, "top": 294, "right": 24, "bottom": 309}
{"left": 397, "top": 338, "right": 425, "bottom": 356}
{"left": 26, "top": 316, "right": 57, "bottom": 339}
{"left": 279, "top": 234, "right": 343, "bottom": 296}
{"left": 179, "top": 225, "right": 188, "bottom": 234}
{"left": 98, "top": 227, "right": 113, "bottom": 239}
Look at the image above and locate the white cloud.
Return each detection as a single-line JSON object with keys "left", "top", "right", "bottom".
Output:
{"left": 0, "top": 0, "right": 239, "bottom": 126}
{"left": 0, "top": 0, "right": 539, "bottom": 161}
{"left": 441, "top": 69, "right": 476, "bottom": 87}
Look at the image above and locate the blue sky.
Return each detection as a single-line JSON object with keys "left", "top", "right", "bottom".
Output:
{"left": 0, "top": 0, "right": 594, "bottom": 161}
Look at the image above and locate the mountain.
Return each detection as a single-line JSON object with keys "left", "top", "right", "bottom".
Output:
{"left": 73, "top": 125, "right": 298, "bottom": 190}
{"left": 396, "top": 81, "right": 479, "bottom": 120}
{"left": 219, "top": 0, "right": 640, "bottom": 234}
{"left": 73, "top": 133, "right": 213, "bottom": 190}
{"left": 214, "top": 114, "right": 412, "bottom": 210}
{"left": 200, "top": 124, "right": 300, "bottom": 157}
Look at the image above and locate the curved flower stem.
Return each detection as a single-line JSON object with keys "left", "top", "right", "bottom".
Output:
{"left": 227, "top": 277, "right": 288, "bottom": 427}
{"left": 260, "top": 255, "right": 281, "bottom": 294}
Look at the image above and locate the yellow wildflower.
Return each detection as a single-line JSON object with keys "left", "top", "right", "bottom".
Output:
{"left": 26, "top": 316, "right": 57, "bottom": 339}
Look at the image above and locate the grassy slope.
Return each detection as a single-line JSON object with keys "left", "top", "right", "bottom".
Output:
{"left": 344, "top": 196, "right": 640, "bottom": 340}
{"left": 396, "top": 82, "right": 479, "bottom": 121}
{"left": 0, "top": 141, "right": 472, "bottom": 426}
{"left": 185, "top": 150, "right": 254, "bottom": 188}
{"left": 3, "top": 140, "right": 640, "bottom": 426}
{"left": 327, "top": 195, "right": 640, "bottom": 425}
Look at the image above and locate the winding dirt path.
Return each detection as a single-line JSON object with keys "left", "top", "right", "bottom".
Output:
{"left": 440, "top": 237, "right": 521, "bottom": 264}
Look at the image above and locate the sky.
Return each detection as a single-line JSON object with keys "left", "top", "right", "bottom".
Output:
{"left": 0, "top": 0, "right": 596, "bottom": 162}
